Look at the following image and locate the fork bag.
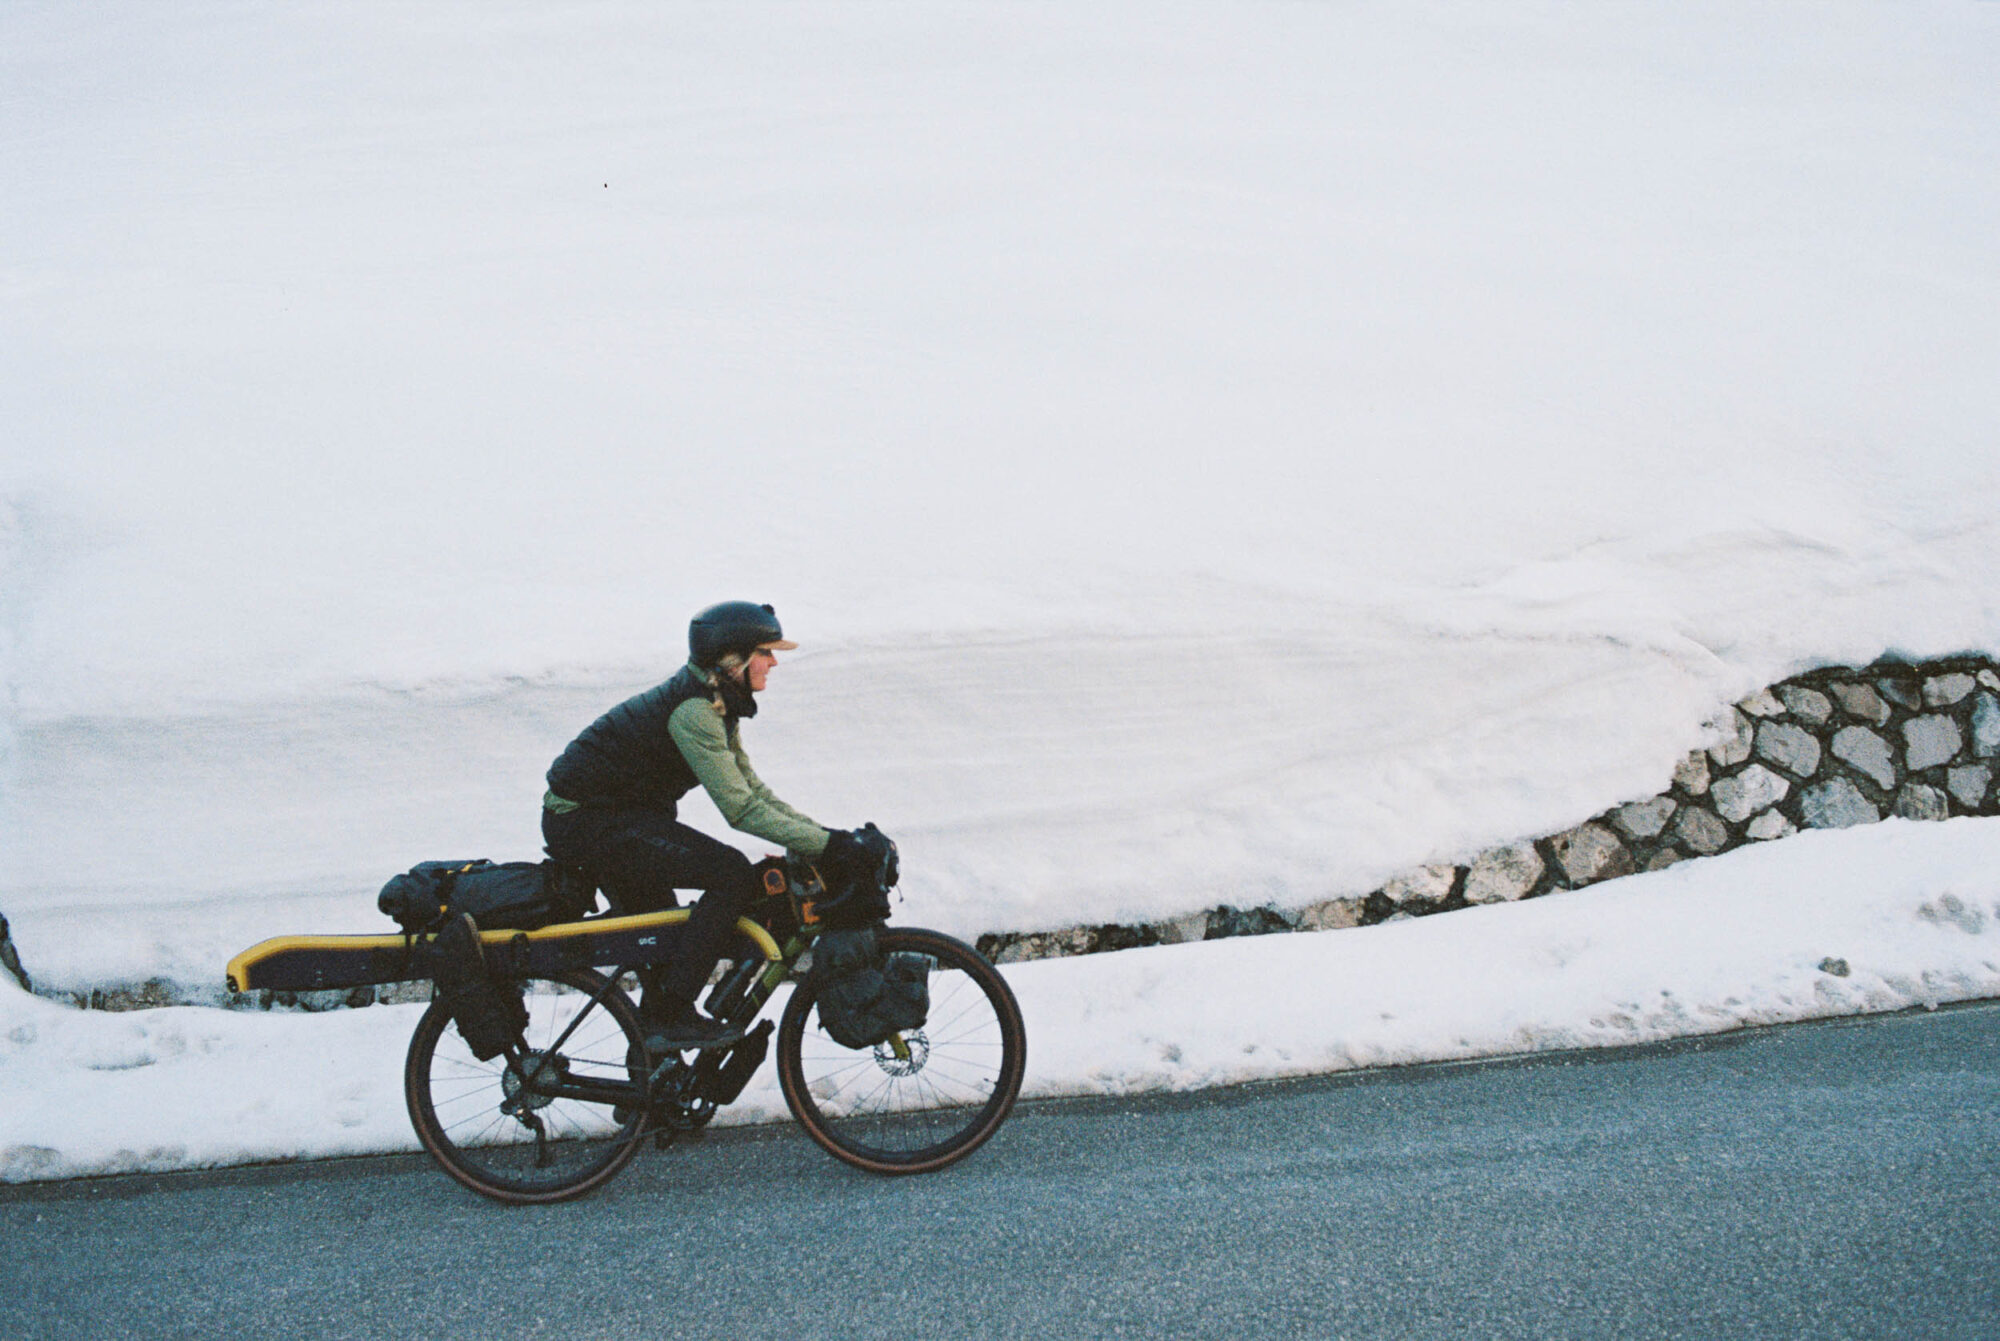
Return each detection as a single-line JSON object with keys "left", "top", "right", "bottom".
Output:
{"left": 810, "top": 926, "right": 932, "bottom": 1050}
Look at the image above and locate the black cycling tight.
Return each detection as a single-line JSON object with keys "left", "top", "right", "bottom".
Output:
{"left": 542, "top": 806, "right": 761, "bottom": 1007}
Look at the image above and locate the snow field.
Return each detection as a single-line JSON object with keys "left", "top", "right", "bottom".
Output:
{"left": 8, "top": 0, "right": 2000, "bottom": 976}
{"left": 6, "top": 2, "right": 1999, "bottom": 718}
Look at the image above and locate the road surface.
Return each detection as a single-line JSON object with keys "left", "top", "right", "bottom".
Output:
{"left": 4, "top": 1001, "right": 1996, "bottom": 1339}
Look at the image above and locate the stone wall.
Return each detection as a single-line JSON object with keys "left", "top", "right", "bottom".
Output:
{"left": 976, "top": 654, "right": 2000, "bottom": 965}
{"left": 16, "top": 653, "right": 2000, "bottom": 1005}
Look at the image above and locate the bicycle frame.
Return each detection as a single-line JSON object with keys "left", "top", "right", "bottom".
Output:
{"left": 504, "top": 910, "right": 808, "bottom": 1114}
{"left": 498, "top": 857, "right": 869, "bottom": 1120}
{"left": 504, "top": 893, "right": 924, "bottom": 1119}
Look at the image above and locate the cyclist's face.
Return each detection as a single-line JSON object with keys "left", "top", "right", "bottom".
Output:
{"left": 745, "top": 647, "right": 778, "bottom": 692}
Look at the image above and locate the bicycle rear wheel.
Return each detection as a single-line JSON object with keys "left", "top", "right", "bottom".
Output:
{"left": 776, "top": 927, "right": 1025, "bottom": 1174}
{"left": 405, "top": 967, "right": 649, "bottom": 1204}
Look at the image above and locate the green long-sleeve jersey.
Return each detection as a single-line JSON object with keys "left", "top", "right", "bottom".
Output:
{"left": 666, "top": 693, "right": 830, "bottom": 858}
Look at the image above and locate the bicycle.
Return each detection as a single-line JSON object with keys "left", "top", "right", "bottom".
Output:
{"left": 229, "top": 861, "right": 1027, "bottom": 1203}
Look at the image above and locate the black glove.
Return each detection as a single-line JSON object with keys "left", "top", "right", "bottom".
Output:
{"left": 819, "top": 828, "right": 867, "bottom": 881}
{"left": 819, "top": 824, "right": 899, "bottom": 887}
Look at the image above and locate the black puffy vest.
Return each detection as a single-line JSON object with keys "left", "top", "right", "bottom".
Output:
{"left": 546, "top": 664, "right": 751, "bottom": 811}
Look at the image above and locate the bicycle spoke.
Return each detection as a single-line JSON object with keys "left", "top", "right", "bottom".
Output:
{"left": 780, "top": 931, "right": 1023, "bottom": 1167}
{"left": 409, "top": 969, "right": 650, "bottom": 1202}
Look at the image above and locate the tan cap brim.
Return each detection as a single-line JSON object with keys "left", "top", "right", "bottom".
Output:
{"left": 758, "top": 639, "right": 799, "bottom": 651}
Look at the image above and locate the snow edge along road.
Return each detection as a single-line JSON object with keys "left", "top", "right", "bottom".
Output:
{"left": 3, "top": 818, "right": 1998, "bottom": 1183}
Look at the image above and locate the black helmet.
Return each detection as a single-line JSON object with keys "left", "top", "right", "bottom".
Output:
{"left": 688, "top": 601, "right": 797, "bottom": 667}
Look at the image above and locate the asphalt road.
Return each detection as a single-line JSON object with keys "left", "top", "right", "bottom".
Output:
{"left": 4, "top": 1002, "right": 1996, "bottom": 1340}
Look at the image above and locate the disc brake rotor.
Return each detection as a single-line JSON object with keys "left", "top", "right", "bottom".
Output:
{"left": 873, "top": 1030, "right": 929, "bottom": 1077}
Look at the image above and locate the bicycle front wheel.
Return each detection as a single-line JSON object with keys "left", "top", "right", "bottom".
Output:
{"left": 404, "top": 967, "right": 649, "bottom": 1204}
{"left": 777, "top": 927, "right": 1026, "bottom": 1174}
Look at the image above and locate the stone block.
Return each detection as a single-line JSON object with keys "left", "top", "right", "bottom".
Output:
{"left": 1294, "top": 899, "right": 1364, "bottom": 932}
{"left": 1893, "top": 783, "right": 1950, "bottom": 821}
{"left": 1673, "top": 750, "right": 1711, "bottom": 796}
{"left": 0, "top": 917, "right": 27, "bottom": 995}
{"left": 1745, "top": 811, "right": 1797, "bottom": 841}
{"left": 1382, "top": 863, "right": 1458, "bottom": 907}
{"left": 1828, "top": 682, "right": 1891, "bottom": 725}
{"left": 1708, "top": 709, "right": 1754, "bottom": 768}
{"left": 1550, "top": 824, "right": 1635, "bottom": 885}
{"left": 1776, "top": 685, "right": 1833, "bottom": 726}
{"left": 1095, "top": 924, "right": 1159, "bottom": 953}
{"left": 1903, "top": 714, "right": 1963, "bottom": 772}
{"left": 1947, "top": 764, "right": 1992, "bottom": 810}
{"left": 83, "top": 978, "right": 182, "bottom": 1011}
{"left": 1754, "top": 721, "right": 1821, "bottom": 778}
{"left": 1831, "top": 726, "right": 1898, "bottom": 791}
{"left": 1206, "top": 907, "right": 1290, "bottom": 939}
{"left": 1981, "top": 670, "right": 2000, "bottom": 694}
{"left": 378, "top": 981, "right": 434, "bottom": 1006}
{"left": 1739, "top": 689, "right": 1786, "bottom": 718}
{"left": 991, "top": 935, "right": 1051, "bottom": 965}
{"left": 1974, "top": 693, "right": 2000, "bottom": 759}
{"left": 1876, "top": 678, "right": 1922, "bottom": 710}
{"left": 1056, "top": 926, "right": 1100, "bottom": 954}
{"left": 1463, "top": 842, "right": 1544, "bottom": 904}
{"left": 1155, "top": 911, "right": 1211, "bottom": 945}
{"left": 1801, "top": 778, "right": 1880, "bottom": 829}
{"left": 1611, "top": 796, "right": 1677, "bottom": 840}
{"left": 1670, "top": 806, "right": 1730, "bottom": 855}
{"left": 1712, "top": 764, "right": 1790, "bottom": 823}
{"left": 1644, "top": 849, "right": 1685, "bottom": 872}
{"left": 1925, "top": 673, "right": 1976, "bottom": 706}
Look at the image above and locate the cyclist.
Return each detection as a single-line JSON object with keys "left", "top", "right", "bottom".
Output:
{"left": 541, "top": 601, "right": 878, "bottom": 1050}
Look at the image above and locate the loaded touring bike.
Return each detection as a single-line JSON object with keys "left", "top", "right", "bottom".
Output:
{"left": 227, "top": 858, "right": 1027, "bottom": 1204}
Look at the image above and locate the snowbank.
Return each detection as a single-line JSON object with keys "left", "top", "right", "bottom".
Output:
{"left": 5, "top": 818, "right": 1996, "bottom": 1183}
